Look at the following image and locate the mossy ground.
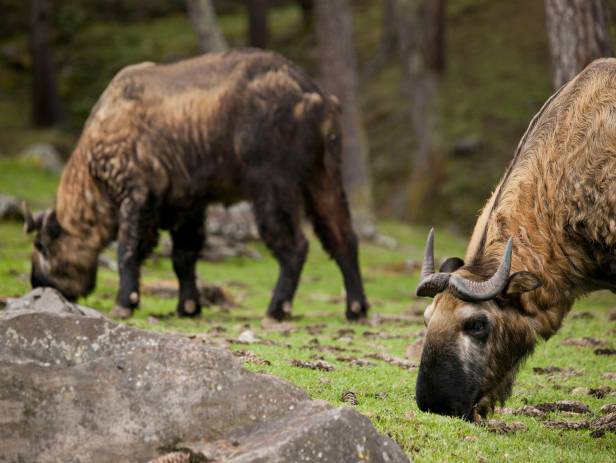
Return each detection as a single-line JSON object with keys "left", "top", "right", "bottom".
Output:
{"left": 0, "top": 158, "right": 614, "bottom": 462}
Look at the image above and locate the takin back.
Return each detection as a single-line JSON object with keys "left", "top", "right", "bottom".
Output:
{"left": 24, "top": 49, "right": 369, "bottom": 321}
{"left": 413, "top": 58, "right": 616, "bottom": 419}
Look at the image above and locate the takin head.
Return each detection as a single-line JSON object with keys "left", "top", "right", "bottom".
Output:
{"left": 24, "top": 204, "right": 98, "bottom": 301}
{"left": 414, "top": 229, "right": 542, "bottom": 420}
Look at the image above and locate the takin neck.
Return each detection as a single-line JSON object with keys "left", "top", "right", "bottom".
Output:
{"left": 55, "top": 146, "right": 116, "bottom": 258}
{"left": 477, "top": 235, "right": 593, "bottom": 340}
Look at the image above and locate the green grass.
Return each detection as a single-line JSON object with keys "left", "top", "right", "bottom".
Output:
{"left": 1, "top": 160, "right": 614, "bottom": 462}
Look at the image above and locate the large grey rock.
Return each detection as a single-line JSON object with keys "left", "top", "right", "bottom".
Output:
{"left": 0, "top": 289, "right": 409, "bottom": 463}
{"left": 0, "top": 194, "right": 23, "bottom": 221}
{"left": 20, "top": 143, "right": 64, "bottom": 173}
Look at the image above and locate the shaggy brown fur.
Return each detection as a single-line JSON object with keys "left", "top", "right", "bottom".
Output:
{"left": 416, "top": 58, "right": 616, "bottom": 418}
{"left": 28, "top": 49, "right": 368, "bottom": 321}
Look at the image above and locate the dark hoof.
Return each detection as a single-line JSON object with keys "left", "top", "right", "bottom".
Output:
{"left": 345, "top": 300, "right": 368, "bottom": 321}
{"left": 111, "top": 305, "right": 134, "bottom": 319}
{"left": 177, "top": 298, "right": 202, "bottom": 317}
{"left": 266, "top": 301, "right": 292, "bottom": 321}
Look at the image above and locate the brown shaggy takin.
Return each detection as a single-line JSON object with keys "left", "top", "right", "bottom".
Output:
{"left": 414, "top": 58, "right": 616, "bottom": 419}
{"left": 24, "top": 49, "right": 368, "bottom": 321}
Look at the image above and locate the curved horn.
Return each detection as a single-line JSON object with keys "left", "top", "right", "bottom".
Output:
{"left": 449, "top": 238, "right": 513, "bottom": 301}
{"left": 22, "top": 202, "right": 45, "bottom": 234}
{"left": 416, "top": 228, "right": 451, "bottom": 297}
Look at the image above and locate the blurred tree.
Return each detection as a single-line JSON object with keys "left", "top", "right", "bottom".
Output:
{"left": 545, "top": 0, "right": 613, "bottom": 88}
{"left": 186, "top": 0, "right": 228, "bottom": 53}
{"left": 247, "top": 0, "right": 268, "bottom": 48}
{"left": 314, "top": 0, "right": 375, "bottom": 235}
{"left": 394, "top": 0, "right": 446, "bottom": 222}
{"left": 297, "top": 0, "right": 313, "bottom": 29}
{"left": 29, "top": 0, "right": 62, "bottom": 127}
{"left": 363, "top": 0, "right": 398, "bottom": 79}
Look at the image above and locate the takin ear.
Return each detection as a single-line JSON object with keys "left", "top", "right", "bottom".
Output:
{"left": 439, "top": 257, "right": 465, "bottom": 273}
{"left": 503, "top": 271, "right": 542, "bottom": 297}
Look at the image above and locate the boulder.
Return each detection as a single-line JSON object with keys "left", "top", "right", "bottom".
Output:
{"left": 0, "top": 194, "right": 23, "bottom": 221}
{"left": 0, "top": 288, "right": 409, "bottom": 463}
{"left": 20, "top": 143, "right": 64, "bottom": 173}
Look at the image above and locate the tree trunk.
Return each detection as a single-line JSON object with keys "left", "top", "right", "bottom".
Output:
{"left": 394, "top": 0, "right": 446, "bottom": 222}
{"left": 247, "top": 0, "right": 268, "bottom": 48}
{"left": 29, "top": 0, "right": 61, "bottom": 127}
{"left": 363, "top": 0, "right": 398, "bottom": 79}
{"left": 186, "top": 0, "right": 228, "bottom": 54}
{"left": 545, "top": 0, "right": 613, "bottom": 88}
{"left": 297, "top": 0, "right": 313, "bottom": 29}
{"left": 314, "top": 0, "right": 375, "bottom": 235}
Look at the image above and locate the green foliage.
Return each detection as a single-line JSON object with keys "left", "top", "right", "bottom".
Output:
{"left": 1, "top": 160, "right": 615, "bottom": 462}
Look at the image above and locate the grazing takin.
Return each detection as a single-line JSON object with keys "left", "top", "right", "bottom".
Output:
{"left": 24, "top": 49, "right": 368, "bottom": 321}
{"left": 414, "top": 58, "right": 616, "bottom": 420}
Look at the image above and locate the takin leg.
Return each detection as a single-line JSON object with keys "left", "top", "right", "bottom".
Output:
{"left": 252, "top": 186, "right": 309, "bottom": 320}
{"left": 305, "top": 177, "right": 369, "bottom": 320}
{"left": 111, "top": 195, "right": 159, "bottom": 318}
{"left": 170, "top": 209, "right": 205, "bottom": 317}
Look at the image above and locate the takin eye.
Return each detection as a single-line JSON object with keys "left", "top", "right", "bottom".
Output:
{"left": 463, "top": 315, "right": 490, "bottom": 340}
{"left": 34, "top": 238, "right": 47, "bottom": 256}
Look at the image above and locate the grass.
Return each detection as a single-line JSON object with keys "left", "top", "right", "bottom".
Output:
{"left": 1, "top": 159, "right": 615, "bottom": 462}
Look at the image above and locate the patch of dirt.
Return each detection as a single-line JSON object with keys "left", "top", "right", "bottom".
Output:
{"left": 514, "top": 405, "right": 546, "bottom": 418}
{"left": 290, "top": 359, "right": 335, "bottom": 372}
{"left": 600, "top": 404, "right": 616, "bottom": 414}
{"left": 602, "top": 372, "right": 616, "bottom": 381}
{"left": 232, "top": 350, "right": 271, "bottom": 366}
{"left": 609, "top": 309, "right": 616, "bottom": 321}
{"left": 305, "top": 324, "right": 326, "bottom": 336}
{"left": 589, "top": 386, "right": 612, "bottom": 399}
{"left": 365, "top": 352, "right": 417, "bottom": 370}
{"left": 141, "top": 281, "right": 236, "bottom": 308}
{"left": 594, "top": 348, "right": 616, "bottom": 356}
{"left": 543, "top": 420, "right": 589, "bottom": 430}
{"left": 335, "top": 356, "right": 376, "bottom": 367}
{"left": 590, "top": 412, "right": 616, "bottom": 437}
{"left": 571, "top": 311, "right": 595, "bottom": 319}
{"left": 405, "top": 339, "right": 424, "bottom": 360}
{"left": 368, "top": 314, "right": 422, "bottom": 327}
{"left": 532, "top": 366, "right": 581, "bottom": 378}
{"left": 362, "top": 330, "right": 412, "bottom": 340}
{"left": 561, "top": 337, "right": 605, "bottom": 347}
{"left": 341, "top": 391, "right": 358, "bottom": 406}
{"left": 535, "top": 400, "right": 590, "bottom": 414}
{"left": 481, "top": 419, "right": 528, "bottom": 434}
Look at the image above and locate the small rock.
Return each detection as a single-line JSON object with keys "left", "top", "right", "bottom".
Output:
{"left": 147, "top": 316, "right": 160, "bottom": 325}
{"left": 0, "top": 194, "right": 24, "bottom": 221}
{"left": 20, "top": 143, "right": 64, "bottom": 172}
{"left": 237, "top": 330, "right": 258, "bottom": 344}
{"left": 571, "top": 387, "right": 590, "bottom": 396}
{"left": 341, "top": 391, "right": 358, "bottom": 406}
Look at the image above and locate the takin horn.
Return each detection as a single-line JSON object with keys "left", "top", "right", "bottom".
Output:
{"left": 416, "top": 228, "right": 452, "bottom": 297}
{"left": 22, "top": 201, "right": 45, "bottom": 234}
{"left": 415, "top": 229, "right": 513, "bottom": 301}
{"left": 449, "top": 237, "right": 513, "bottom": 301}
